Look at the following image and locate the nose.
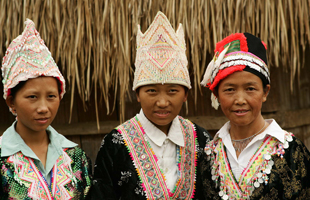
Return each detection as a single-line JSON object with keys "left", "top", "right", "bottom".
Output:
{"left": 37, "top": 99, "right": 49, "bottom": 114}
{"left": 156, "top": 95, "right": 170, "bottom": 108}
{"left": 234, "top": 91, "right": 246, "bottom": 105}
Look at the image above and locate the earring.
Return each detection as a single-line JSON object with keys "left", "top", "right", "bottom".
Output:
{"left": 9, "top": 107, "right": 17, "bottom": 116}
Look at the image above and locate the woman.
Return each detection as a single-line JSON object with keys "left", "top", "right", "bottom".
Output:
{"left": 90, "top": 11, "right": 211, "bottom": 199}
{"left": 0, "top": 19, "right": 91, "bottom": 199}
{"left": 200, "top": 33, "right": 310, "bottom": 199}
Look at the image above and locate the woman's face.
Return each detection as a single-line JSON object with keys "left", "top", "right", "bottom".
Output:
{"left": 217, "top": 71, "right": 270, "bottom": 128}
{"left": 6, "top": 77, "right": 60, "bottom": 135}
{"left": 136, "top": 84, "right": 188, "bottom": 134}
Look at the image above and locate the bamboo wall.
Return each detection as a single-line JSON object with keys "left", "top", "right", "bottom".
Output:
{"left": 0, "top": 0, "right": 310, "bottom": 164}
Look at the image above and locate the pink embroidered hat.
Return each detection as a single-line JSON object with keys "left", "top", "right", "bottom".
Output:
{"left": 133, "top": 11, "right": 191, "bottom": 91}
{"left": 201, "top": 32, "right": 270, "bottom": 109}
{"left": 1, "top": 19, "right": 66, "bottom": 100}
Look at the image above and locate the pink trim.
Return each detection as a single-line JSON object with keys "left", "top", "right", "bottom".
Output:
{"left": 221, "top": 142, "right": 242, "bottom": 196}
{"left": 28, "top": 158, "right": 53, "bottom": 199}
{"left": 224, "top": 51, "right": 266, "bottom": 64}
{"left": 118, "top": 117, "right": 197, "bottom": 199}
{"left": 239, "top": 136, "right": 272, "bottom": 183}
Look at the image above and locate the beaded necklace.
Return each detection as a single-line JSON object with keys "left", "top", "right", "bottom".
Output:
{"left": 205, "top": 131, "right": 293, "bottom": 199}
{"left": 231, "top": 122, "right": 267, "bottom": 153}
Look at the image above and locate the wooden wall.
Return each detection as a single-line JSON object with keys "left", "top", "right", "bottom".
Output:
{"left": 1, "top": 48, "right": 310, "bottom": 168}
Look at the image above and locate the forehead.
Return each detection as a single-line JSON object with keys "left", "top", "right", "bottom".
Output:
{"left": 20, "top": 77, "right": 59, "bottom": 90}
{"left": 219, "top": 71, "right": 263, "bottom": 86}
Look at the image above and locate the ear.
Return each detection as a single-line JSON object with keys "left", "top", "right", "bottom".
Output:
{"left": 262, "top": 84, "right": 271, "bottom": 102}
{"left": 183, "top": 89, "right": 188, "bottom": 102}
{"left": 136, "top": 92, "right": 141, "bottom": 103}
{"left": 6, "top": 96, "right": 16, "bottom": 113}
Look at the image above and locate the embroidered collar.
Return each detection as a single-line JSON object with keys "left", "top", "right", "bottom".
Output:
{"left": 205, "top": 119, "right": 293, "bottom": 199}
{"left": 118, "top": 116, "right": 197, "bottom": 199}
{"left": 217, "top": 119, "right": 285, "bottom": 145}
{"left": 137, "top": 109, "right": 184, "bottom": 147}
{"left": 1, "top": 121, "right": 77, "bottom": 158}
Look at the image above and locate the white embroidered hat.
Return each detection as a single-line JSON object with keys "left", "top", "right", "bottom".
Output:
{"left": 1, "top": 19, "right": 66, "bottom": 100}
{"left": 133, "top": 11, "right": 191, "bottom": 91}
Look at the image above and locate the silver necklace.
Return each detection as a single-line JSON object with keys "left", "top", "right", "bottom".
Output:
{"left": 231, "top": 122, "right": 267, "bottom": 153}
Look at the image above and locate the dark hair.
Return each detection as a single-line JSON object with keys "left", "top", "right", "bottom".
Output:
{"left": 9, "top": 77, "right": 62, "bottom": 99}
{"left": 9, "top": 81, "right": 27, "bottom": 99}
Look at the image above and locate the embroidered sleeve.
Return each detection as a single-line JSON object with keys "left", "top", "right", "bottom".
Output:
{"left": 90, "top": 129, "right": 126, "bottom": 199}
{"left": 251, "top": 135, "right": 310, "bottom": 199}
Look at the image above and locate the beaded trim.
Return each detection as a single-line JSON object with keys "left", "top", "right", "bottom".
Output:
{"left": 1, "top": 19, "right": 65, "bottom": 100}
{"left": 0, "top": 137, "right": 80, "bottom": 199}
{"left": 204, "top": 132, "right": 293, "bottom": 199}
{"left": 117, "top": 116, "right": 197, "bottom": 199}
{"left": 6, "top": 152, "right": 75, "bottom": 199}
{"left": 210, "top": 51, "right": 270, "bottom": 84}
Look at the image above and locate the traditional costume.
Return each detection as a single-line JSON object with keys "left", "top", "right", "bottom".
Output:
{"left": 91, "top": 11, "right": 211, "bottom": 199}
{"left": 200, "top": 33, "right": 310, "bottom": 199}
{"left": 0, "top": 19, "right": 91, "bottom": 199}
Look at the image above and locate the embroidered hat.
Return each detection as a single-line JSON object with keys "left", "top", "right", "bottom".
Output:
{"left": 201, "top": 32, "right": 269, "bottom": 109}
{"left": 133, "top": 11, "right": 191, "bottom": 91}
{"left": 1, "top": 19, "right": 66, "bottom": 100}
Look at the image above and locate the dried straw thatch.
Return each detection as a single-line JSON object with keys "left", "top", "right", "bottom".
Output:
{"left": 1, "top": 0, "right": 310, "bottom": 126}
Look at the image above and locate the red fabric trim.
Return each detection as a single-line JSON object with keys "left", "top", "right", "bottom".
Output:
{"left": 214, "top": 33, "right": 248, "bottom": 54}
{"left": 261, "top": 41, "right": 267, "bottom": 50}
{"left": 209, "top": 65, "right": 246, "bottom": 91}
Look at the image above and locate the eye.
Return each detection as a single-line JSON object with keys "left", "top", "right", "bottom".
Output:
{"left": 146, "top": 89, "right": 156, "bottom": 93}
{"left": 48, "top": 94, "right": 57, "bottom": 98}
{"left": 169, "top": 89, "right": 178, "bottom": 93}
{"left": 247, "top": 87, "right": 256, "bottom": 91}
{"left": 27, "top": 95, "right": 37, "bottom": 99}
{"left": 224, "top": 88, "right": 234, "bottom": 92}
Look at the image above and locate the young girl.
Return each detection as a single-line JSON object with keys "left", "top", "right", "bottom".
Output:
{"left": 200, "top": 33, "right": 310, "bottom": 199}
{"left": 0, "top": 19, "right": 91, "bottom": 199}
{"left": 90, "top": 11, "right": 211, "bottom": 199}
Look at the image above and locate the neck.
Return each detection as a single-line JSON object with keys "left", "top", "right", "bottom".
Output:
{"left": 15, "top": 124, "right": 49, "bottom": 147}
{"left": 230, "top": 117, "right": 266, "bottom": 140}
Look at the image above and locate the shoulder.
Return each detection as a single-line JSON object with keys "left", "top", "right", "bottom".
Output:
{"left": 286, "top": 133, "right": 310, "bottom": 159}
{"left": 101, "top": 129, "right": 124, "bottom": 146}
{"left": 191, "top": 122, "right": 212, "bottom": 142}
{"left": 65, "top": 146, "right": 88, "bottom": 158}
{"left": 96, "top": 129, "right": 127, "bottom": 158}
{"left": 178, "top": 116, "right": 212, "bottom": 144}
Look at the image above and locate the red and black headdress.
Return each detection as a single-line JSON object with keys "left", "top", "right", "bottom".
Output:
{"left": 201, "top": 33, "right": 269, "bottom": 109}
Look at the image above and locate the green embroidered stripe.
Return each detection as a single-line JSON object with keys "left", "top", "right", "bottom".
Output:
{"left": 225, "top": 40, "right": 240, "bottom": 54}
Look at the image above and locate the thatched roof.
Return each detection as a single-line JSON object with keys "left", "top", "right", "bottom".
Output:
{"left": 1, "top": 0, "right": 309, "bottom": 126}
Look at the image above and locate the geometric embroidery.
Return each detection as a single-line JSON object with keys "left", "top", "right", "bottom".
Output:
{"left": 117, "top": 116, "right": 197, "bottom": 199}
{"left": 133, "top": 12, "right": 191, "bottom": 90}
{"left": 7, "top": 151, "right": 74, "bottom": 200}
{"left": 205, "top": 132, "right": 293, "bottom": 199}
{"left": 0, "top": 135, "right": 91, "bottom": 200}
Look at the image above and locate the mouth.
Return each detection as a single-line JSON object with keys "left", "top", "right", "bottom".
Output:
{"left": 234, "top": 110, "right": 247, "bottom": 113}
{"left": 154, "top": 111, "right": 170, "bottom": 118}
{"left": 35, "top": 118, "right": 50, "bottom": 124}
{"left": 233, "top": 110, "right": 248, "bottom": 116}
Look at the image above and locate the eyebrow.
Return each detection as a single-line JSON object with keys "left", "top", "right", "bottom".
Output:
{"left": 166, "top": 84, "right": 179, "bottom": 87}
